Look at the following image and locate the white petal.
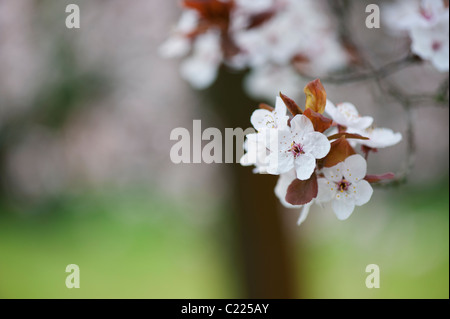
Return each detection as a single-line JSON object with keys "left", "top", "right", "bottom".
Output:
{"left": 331, "top": 102, "right": 373, "bottom": 130}
{"left": 180, "top": 32, "right": 222, "bottom": 89}
{"left": 274, "top": 170, "right": 301, "bottom": 208}
{"left": 347, "top": 127, "right": 402, "bottom": 148}
{"left": 180, "top": 57, "right": 218, "bottom": 89}
{"left": 159, "top": 36, "right": 190, "bottom": 58}
{"left": 322, "top": 162, "right": 344, "bottom": 182}
{"left": 240, "top": 133, "right": 260, "bottom": 166}
{"left": 237, "top": 0, "right": 273, "bottom": 13}
{"left": 290, "top": 115, "right": 314, "bottom": 135}
{"left": 267, "top": 151, "right": 294, "bottom": 175}
{"left": 294, "top": 153, "right": 316, "bottom": 180}
{"left": 410, "top": 19, "right": 450, "bottom": 72}
{"left": 275, "top": 116, "right": 289, "bottom": 130}
{"left": 353, "top": 116, "right": 374, "bottom": 130}
{"left": 316, "top": 178, "right": 335, "bottom": 203}
{"left": 240, "top": 152, "right": 253, "bottom": 166}
{"left": 274, "top": 96, "right": 288, "bottom": 123}
{"left": 339, "top": 102, "right": 359, "bottom": 114}
{"left": 343, "top": 155, "right": 367, "bottom": 183}
{"left": 333, "top": 102, "right": 359, "bottom": 127}
{"left": 325, "top": 99, "right": 338, "bottom": 119}
{"left": 303, "top": 132, "right": 331, "bottom": 159}
{"left": 266, "top": 129, "right": 291, "bottom": 153}
{"left": 365, "top": 128, "right": 402, "bottom": 148}
{"left": 354, "top": 180, "right": 373, "bottom": 206}
{"left": 297, "top": 202, "right": 313, "bottom": 226}
{"left": 177, "top": 10, "right": 199, "bottom": 33}
{"left": 332, "top": 198, "right": 356, "bottom": 220}
{"left": 251, "top": 109, "right": 273, "bottom": 130}
{"left": 245, "top": 132, "right": 259, "bottom": 143}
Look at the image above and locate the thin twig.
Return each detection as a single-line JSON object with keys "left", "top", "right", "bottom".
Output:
{"left": 315, "top": 0, "right": 447, "bottom": 188}
{"left": 299, "top": 54, "right": 421, "bottom": 84}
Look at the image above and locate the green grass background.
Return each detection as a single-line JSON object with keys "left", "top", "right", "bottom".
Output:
{"left": 0, "top": 180, "right": 448, "bottom": 299}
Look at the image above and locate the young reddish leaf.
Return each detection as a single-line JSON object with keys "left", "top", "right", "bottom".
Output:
{"left": 365, "top": 173, "right": 395, "bottom": 183}
{"left": 280, "top": 92, "right": 303, "bottom": 116}
{"left": 292, "top": 53, "right": 310, "bottom": 64}
{"left": 291, "top": 54, "right": 311, "bottom": 73}
{"left": 321, "top": 136, "right": 356, "bottom": 168}
{"left": 304, "top": 79, "right": 327, "bottom": 114}
{"left": 327, "top": 132, "right": 369, "bottom": 141}
{"left": 221, "top": 32, "right": 240, "bottom": 58}
{"left": 337, "top": 125, "right": 347, "bottom": 133}
{"left": 303, "top": 108, "right": 333, "bottom": 133}
{"left": 183, "top": 0, "right": 235, "bottom": 19}
{"left": 286, "top": 172, "right": 318, "bottom": 206}
{"left": 183, "top": 0, "right": 234, "bottom": 32}
{"left": 259, "top": 103, "right": 274, "bottom": 112}
{"left": 246, "top": 10, "right": 276, "bottom": 29}
{"left": 361, "top": 145, "right": 378, "bottom": 160}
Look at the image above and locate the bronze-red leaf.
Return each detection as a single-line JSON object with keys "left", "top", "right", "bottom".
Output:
{"left": 327, "top": 132, "right": 369, "bottom": 141}
{"left": 303, "top": 108, "right": 333, "bottom": 133}
{"left": 321, "top": 136, "right": 356, "bottom": 168}
{"left": 280, "top": 92, "right": 303, "bottom": 116}
{"left": 285, "top": 172, "right": 318, "bottom": 206}
{"left": 364, "top": 173, "right": 395, "bottom": 183}
{"left": 247, "top": 10, "right": 276, "bottom": 29}
{"left": 304, "top": 79, "right": 327, "bottom": 114}
{"left": 259, "top": 103, "right": 274, "bottom": 112}
{"left": 183, "top": 0, "right": 234, "bottom": 32}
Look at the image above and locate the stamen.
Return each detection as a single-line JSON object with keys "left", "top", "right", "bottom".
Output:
{"left": 289, "top": 142, "right": 305, "bottom": 158}
{"left": 336, "top": 178, "right": 351, "bottom": 192}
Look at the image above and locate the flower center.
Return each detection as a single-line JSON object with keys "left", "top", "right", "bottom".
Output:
{"left": 290, "top": 142, "right": 305, "bottom": 158}
{"left": 264, "top": 114, "right": 276, "bottom": 128}
{"left": 336, "top": 179, "right": 351, "bottom": 192}
{"left": 337, "top": 104, "right": 360, "bottom": 121}
{"left": 420, "top": 7, "right": 434, "bottom": 21}
{"left": 432, "top": 41, "right": 442, "bottom": 52}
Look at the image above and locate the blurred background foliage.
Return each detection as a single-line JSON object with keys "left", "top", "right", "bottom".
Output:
{"left": 0, "top": 0, "right": 448, "bottom": 298}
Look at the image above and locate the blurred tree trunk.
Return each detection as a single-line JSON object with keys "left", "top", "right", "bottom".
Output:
{"left": 205, "top": 68, "right": 297, "bottom": 298}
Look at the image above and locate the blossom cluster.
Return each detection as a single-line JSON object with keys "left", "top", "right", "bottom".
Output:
{"left": 240, "top": 79, "right": 402, "bottom": 225}
{"left": 383, "top": 0, "right": 449, "bottom": 72}
{"left": 160, "top": 0, "right": 348, "bottom": 98}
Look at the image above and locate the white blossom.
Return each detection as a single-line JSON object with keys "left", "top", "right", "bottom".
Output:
{"left": 267, "top": 114, "right": 330, "bottom": 180}
{"left": 241, "top": 96, "right": 289, "bottom": 172}
{"left": 161, "top": 0, "right": 349, "bottom": 91}
{"left": 240, "top": 131, "right": 270, "bottom": 173}
{"left": 250, "top": 96, "right": 289, "bottom": 131}
{"left": 234, "top": 0, "right": 347, "bottom": 70}
{"left": 411, "top": 17, "right": 449, "bottom": 72}
{"left": 180, "top": 31, "right": 223, "bottom": 89}
{"left": 316, "top": 155, "right": 373, "bottom": 220}
{"left": 325, "top": 100, "right": 374, "bottom": 130}
{"left": 349, "top": 127, "right": 403, "bottom": 149}
{"left": 383, "top": 0, "right": 449, "bottom": 72}
{"left": 159, "top": 10, "right": 199, "bottom": 58}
